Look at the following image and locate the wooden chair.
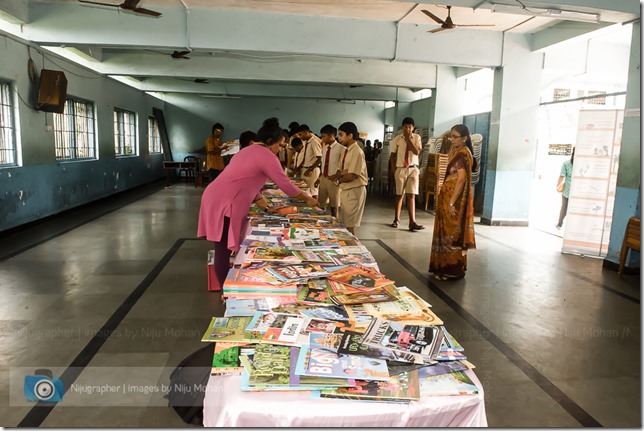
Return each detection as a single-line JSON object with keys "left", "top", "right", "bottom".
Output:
{"left": 619, "top": 216, "right": 640, "bottom": 278}
{"left": 180, "top": 156, "right": 200, "bottom": 184}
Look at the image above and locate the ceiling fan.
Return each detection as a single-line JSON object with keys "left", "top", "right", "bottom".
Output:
{"left": 422, "top": 5, "right": 494, "bottom": 33}
{"left": 78, "top": 0, "right": 162, "bottom": 17}
{"left": 171, "top": 50, "right": 191, "bottom": 59}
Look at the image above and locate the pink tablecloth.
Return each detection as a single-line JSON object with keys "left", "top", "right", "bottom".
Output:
{"left": 203, "top": 369, "right": 487, "bottom": 427}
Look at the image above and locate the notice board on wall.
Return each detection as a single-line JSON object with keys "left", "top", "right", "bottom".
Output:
{"left": 562, "top": 109, "right": 623, "bottom": 257}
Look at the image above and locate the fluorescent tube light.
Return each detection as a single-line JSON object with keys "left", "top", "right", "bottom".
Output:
{"left": 490, "top": 3, "right": 600, "bottom": 23}
{"left": 200, "top": 94, "right": 242, "bottom": 99}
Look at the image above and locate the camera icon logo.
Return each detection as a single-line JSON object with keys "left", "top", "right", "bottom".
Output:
{"left": 24, "top": 369, "right": 64, "bottom": 403}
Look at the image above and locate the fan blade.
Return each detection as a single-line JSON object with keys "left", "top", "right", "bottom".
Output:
{"left": 428, "top": 27, "right": 448, "bottom": 33}
{"left": 421, "top": 9, "right": 445, "bottom": 25}
{"left": 79, "top": 0, "right": 121, "bottom": 8}
{"left": 121, "top": 0, "right": 141, "bottom": 8}
{"left": 131, "top": 7, "right": 161, "bottom": 16}
{"left": 455, "top": 24, "right": 495, "bottom": 27}
{"left": 171, "top": 50, "right": 191, "bottom": 59}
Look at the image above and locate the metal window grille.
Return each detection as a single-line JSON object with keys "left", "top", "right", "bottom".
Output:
{"left": 148, "top": 116, "right": 162, "bottom": 154}
{"left": 114, "top": 108, "right": 137, "bottom": 156}
{"left": 0, "top": 81, "right": 16, "bottom": 165}
{"left": 586, "top": 91, "right": 607, "bottom": 105}
{"left": 53, "top": 98, "right": 96, "bottom": 160}
{"left": 553, "top": 88, "right": 571, "bottom": 102}
{"left": 548, "top": 143, "right": 573, "bottom": 156}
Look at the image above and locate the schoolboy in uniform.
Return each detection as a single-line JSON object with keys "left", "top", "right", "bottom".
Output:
{"left": 316, "top": 124, "right": 344, "bottom": 218}
{"left": 294, "top": 124, "right": 322, "bottom": 199}
{"left": 336, "top": 122, "right": 368, "bottom": 235}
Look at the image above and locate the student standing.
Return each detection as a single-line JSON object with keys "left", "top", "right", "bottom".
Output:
{"left": 294, "top": 124, "right": 322, "bottom": 199}
{"left": 317, "top": 124, "right": 344, "bottom": 218}
{"left": 336, "top": 122, "right": 368, "bottom": 235}
{"left": 389, "top": 117, "right": 424, "bottom": 231}
{"left": 203, "top": 123, "right": 230, "bottom": 182}
{"left": 556, "top": 148, "right": 575, "bottom": 229}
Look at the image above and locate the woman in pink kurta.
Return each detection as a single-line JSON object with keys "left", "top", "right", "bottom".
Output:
{"left": 198, "top": 118, "right": 318, "bottom": 290}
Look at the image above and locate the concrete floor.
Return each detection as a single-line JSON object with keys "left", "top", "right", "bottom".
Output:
{"left": 0, "top": 181, "right": 640, "bottom": 427}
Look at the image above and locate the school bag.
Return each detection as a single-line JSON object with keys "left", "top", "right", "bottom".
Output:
{"left": 165, "top": 344, "right": 213, "bottom": 425}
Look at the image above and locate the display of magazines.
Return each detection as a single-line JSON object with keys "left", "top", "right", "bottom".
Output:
{"left": 361, "top": 318, "right": 444, "bottom": 364}
{"left": 246, "top": 247, "right": 300, "bottom": 263}
{"left": 294, "top": 345, "right": 391, "bottom": 382}
{"left": 296, "top": 279, "right": 335, "bottom": 306}
{"left": 318, "top": 370, "right": 421, "bottom": 403}
{"left": 328, "top": 265, "right": 394, "bottom": 289}
{"left": 201, "top": 317, "right": 261, "bottom": 343}
{"left": 211, "top": 342, "right": 254, "bottom": 376}
{"left": 362, "top": 286, "right": 444, "bottom": 326}
{"left": 418, "top": 370, "right": 479, "bottom": 396}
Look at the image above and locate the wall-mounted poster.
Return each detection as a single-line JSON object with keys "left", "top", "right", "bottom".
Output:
{"left": 562, "top": 109, "right": 623, "bottom": 257}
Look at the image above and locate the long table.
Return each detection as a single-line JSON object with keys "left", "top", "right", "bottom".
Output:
{"left": 203, "top": 369, "right": 487, "bottom": 427}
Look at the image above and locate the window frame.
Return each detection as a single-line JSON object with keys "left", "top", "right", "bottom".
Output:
{"left": 113, "top": 107, "right": 138, "bottom": 157}
{"left": 147, "top": 116, "right": 162, "bottom": 154}
{"left": 53, "top": 96, "right": 97, "bottom": 162}
{"left": 0, "top": 80, "right": 18, "bottom": 167}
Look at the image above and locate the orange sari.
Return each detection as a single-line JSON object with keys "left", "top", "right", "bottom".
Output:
{"left": 429, "top": 146, "right": 476, "bottom": 279}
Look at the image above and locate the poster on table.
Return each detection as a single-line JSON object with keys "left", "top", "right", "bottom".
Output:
{"left": 562, "top": 109, "right": 623, "bottom": 257}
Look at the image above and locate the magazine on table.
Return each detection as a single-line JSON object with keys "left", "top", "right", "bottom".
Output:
{"left": 269, "top": 303, "right": 350, "bottom": 322}
{"left": 246, "top": 247, "right": 301, "bottom": 263}
{"left": 201, "top": 316, "right": 261, "bottom": 343}
{"left": 294, "top": 345, "right": 390, "bottom": 382}
{"left": 317, "top": 370, "right": 421, "bottom": 403}
{"left": 419, "top": 370, "right": 479, "bottom": 396}
{"left": 260, "top": 314, "right": 309, "bottom": 346}
{"left": 328, "top": 265, "right": 395, "bottom": 289}
{"left": 296, "top": 279, "right": 335, "bottom": 306}
{"left": 266, "top": 263, "right": 329, "bottom": 283}
{"left": 211, "top": 342, "right": 255, "bottom": 376}
{"left": 439, "top": 326, "right": 465, "bottom": 352}
{"left": 362, "top": 286, "right": 444, "bottom": 326}
{"left": 361, "top": 318, "right": 445, "bottom": 363}
{"left": 330, "top": 284, "right": 400, "bottom": 306}
{"left": 336, "top": 331, "right": 419, "bottom": 364}
{"left": 224, "top": 297, "right": 298, "bottom": 317}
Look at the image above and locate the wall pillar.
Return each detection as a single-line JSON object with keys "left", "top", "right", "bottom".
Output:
{"left": 481, "top": 33, "right": 543, "bottom": 225}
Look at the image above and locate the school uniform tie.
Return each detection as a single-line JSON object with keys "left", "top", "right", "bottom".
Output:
{"left": 323, "top": 146, "right": 331, "bottom": 177}
{"left": 341, "top": 147, "right": 348, "bottom": 171}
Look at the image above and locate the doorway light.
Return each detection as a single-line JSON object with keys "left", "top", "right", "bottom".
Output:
{"left": 490, "top": 3, "right": 600, "bottom": 23}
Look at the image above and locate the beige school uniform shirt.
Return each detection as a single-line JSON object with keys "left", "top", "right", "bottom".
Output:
{"left": 391, "top": 133, "right": 421, "bottom": 167}
{"left": 321, "top": 140, "right": 344, "bottom": 177}
{"left": 339, "top": 142, "right": 368, "bottom": 190}
{"left": 301, "top": 135, "right": 322, "bottom": 168}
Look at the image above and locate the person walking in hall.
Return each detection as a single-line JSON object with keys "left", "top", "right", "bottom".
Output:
{"left": 197, "top": 118, "right": 318, "bottom": 290}
{"left": 428, "top": 124, "right": 477, "bottom": 281}
{"left": 202, "top": 123, "right": 231, "bottom": 182}
{"left": 556, "top": 147, "right": 575, "bottom": 229}
{"left": 336, "top": 121, "right": 368, "bottom": 235}
{"left": 294, "top": 124, "right": 322, "bottom": 199}
{"left": 389, "top": 117, "right": 424, "bottom": 231}
{"left": 316, "top": 124, "right": 344, "bottom": 219}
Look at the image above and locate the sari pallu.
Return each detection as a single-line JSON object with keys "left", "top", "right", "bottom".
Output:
{"left": 429, "top": 147, "right": 476, "bottom": 279}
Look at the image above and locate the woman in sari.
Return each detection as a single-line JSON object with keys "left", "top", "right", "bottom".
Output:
{"left": 429, "top": 124, "right": 477, "bottom": 281}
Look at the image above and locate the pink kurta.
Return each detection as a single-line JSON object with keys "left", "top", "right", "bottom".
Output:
{"left": 197, "top": 144, "right": 301, "bottom": 251}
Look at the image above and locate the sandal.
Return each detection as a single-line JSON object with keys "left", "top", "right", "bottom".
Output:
{"left": 409, "top": 223, "right": 425, "bottom": 231}
{"left": 390, "top": 219, "right": 399, "bottom": 228}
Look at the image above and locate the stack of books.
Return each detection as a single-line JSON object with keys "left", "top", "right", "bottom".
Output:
{"left": 200, "top": 181, "right": 479, "bottom": 402}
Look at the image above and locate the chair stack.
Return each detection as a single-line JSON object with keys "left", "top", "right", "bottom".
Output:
{"left": 424, "top": 153, "right": 448, "bottom": 211}
{"left": 470, "top": 134, "right": 483, "bottom": 186}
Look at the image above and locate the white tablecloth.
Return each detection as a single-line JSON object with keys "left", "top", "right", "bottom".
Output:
{"left": 203, "top": 369, "right": 487, "bottom": 427}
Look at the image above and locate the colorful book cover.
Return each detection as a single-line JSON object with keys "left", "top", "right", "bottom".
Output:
{"left": 419, "top": 370, "right": 479, "bottom": 396}
{"left": 224, "top": 298, "right": 270, "bottom": 317}
{"left": 361, "top": 318, "right": 444, "bottom": 363}
{"left": 269, "top": 303, "right": 350, "bottom": 322}
{"left": 336, "top": 331, "right": 418, "bottom": 363}
{"left": 211, "top": 342, "right": 254, "bottom": 376}
{"left": 328, "top": 265, "right": 395, "bottom": 289}
{"left": 295, "top": 345, "right": 390, "bottom": 382}
{"left": 332, "top": 253, "right": 376, "bottom": 266}
{"left": 415, "top": 360, "right": 469, "bottom": 377}
{"left": 201, "top": 316, "right": 260, "bottom": 342}
{"left": 330, "top": 285, "right": 399, "bottom": 306}
{"left": 440, "top": 326, "right": 465, "bottom": 352}
{"left": 261, "top": 314, "right": 308, "bottom": 346}
{"left": 292, "top": 250, "right": 338, "bottom": 263}
{"left": 285, "top": 228, "right": 321, "bottom": 240}
{"left": 363, "top": 286, "right": 444, "bottom": 326}
{"left": 296, "top": 279, "right": 335, "bottom": 306}
{"left": 305, "top": 318, "right": 340, "bottom": 334}
{"left": 308, "top": 332, "right": 343, "bottom": 351}
{"left": 247, "top": 247, "right": 300, "bottom": 263}
{"left": 319, "top": 370, "right": 421, "bottom": 403}
{"left": 246, "top": 311, "right": 296, "bottom": 334}
{"left": 266, "top": 264, "right": 329, "bottom": 282}
{"left": 434, "top": 350, "right": 467, "bottom": 361}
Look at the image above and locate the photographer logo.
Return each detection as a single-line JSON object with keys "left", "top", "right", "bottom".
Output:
{"left": 24, "top": 369, "right": 64, "bottom": 403}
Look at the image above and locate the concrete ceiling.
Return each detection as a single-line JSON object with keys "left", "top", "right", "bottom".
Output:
{"left": 0, "top": 0, "right": 638, "bottom": 101}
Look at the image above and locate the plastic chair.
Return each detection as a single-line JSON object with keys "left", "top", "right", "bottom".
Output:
{"left": 180, "top": 156, "right": 200, "bottom": 184}
{"left": 619, "top": 217, "right": 640, "bottom": 278}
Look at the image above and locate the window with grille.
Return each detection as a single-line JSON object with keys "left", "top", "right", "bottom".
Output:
{"left": 53, "top": 97, "right": 96, "bottom": 161}
{"left": 548, "top": 143, "right": 573, "bottom": 156}
{"left": 587, "top": 91, "right": 607, "bottom": 105}
{"left": 0, "top": 81, "right": 17, "bottom": 166}
{"left": 148, "top": 116, "right": 162, "bottom": 154}
{"left": 553, "top": 88, "right": 571, "bottom": 102}
{"left": 114, "top": 108, "right": 137, "bottom": 156}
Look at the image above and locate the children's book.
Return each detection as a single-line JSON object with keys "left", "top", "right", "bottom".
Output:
{"left": 247, "top": 247, "right": 300, "bottom": 263}
{"left": 296, "top": 279, "right": 335, "bottom": 306}
{"left": 434, "top": 350, "right": 467, "bottom": 361}
{"left": 269, "top": 303, "right": 350, "bottom": 322}
{"left": 246, "top": 311, "right": 294, "bottom": 334}
{"left": 328, "top": 265, "right": 395, "bottom": 289}
{"left": 266, "top": 264, "right": 329, "bottom": 282}
{"left": 361, "top": 318, "right": 444, "bottom": 363}
{"left": 292, "top": 250, "right": 338, "bottom": 263}
{"left": 439, "top": 326, "right": 465, "bottom": 351}
{"left": 362, "top": 286, "right": 444, "bottom": 326}
{"left": 332, "top": 253, "right": 376, "bottom": 267}
{"left": 224, "top": 298, "right": 271, "bottom": 317}
{"left": 419, "top": 370, "right": 479, "bottom": 396}
{"left": 307, "top": 331, "right": 344, "bottom": 351}
{"left": 330, "top": 284, "right": 400, "bottom": 306}
{"left": 260, "top": 314, "right": 308, "bottom": 346}
{"left": 201, "top": 316, "right": 260, "bottom": 343}
{"left": 318, "top": 370, "right": 421, "bottom": 403}
{"left": 415, "top": 360, "right": 469, "bottom": 377}
{"left": 336, "top": 331, "right": 419, "bottom": 363}
{"left": 294, "top": 345, "right": 390, "bottom": 382}
{"left": 211, "top": 342, "right": 254, "bottom": 376}
{"left": 284, "top": 228, "right": 321, "bottom": 240}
